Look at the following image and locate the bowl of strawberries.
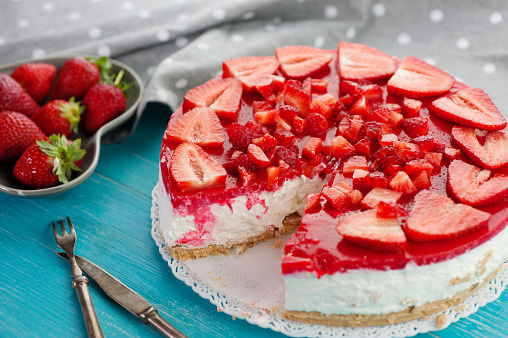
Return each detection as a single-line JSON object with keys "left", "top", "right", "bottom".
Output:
{"left": 0, "top": 55, "right": 144, "bottom": 197}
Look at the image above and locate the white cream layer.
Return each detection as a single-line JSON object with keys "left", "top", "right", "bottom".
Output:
{"left": 284, "top": 223, "right": 508, "bottom": 316}
{"left": 159, "top": 173, "right": 325, "bottom": 248}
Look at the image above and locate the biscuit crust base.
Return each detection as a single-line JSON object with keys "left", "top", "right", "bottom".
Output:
{"left": 283, "top": 264, "right": 502, "bottom": 327}
{"left": 168, "top": 213, "right": 302, "bottom": 261}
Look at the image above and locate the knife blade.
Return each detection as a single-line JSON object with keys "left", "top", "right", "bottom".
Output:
{"left": 57, "top": 253, "right": 186, "bottom": 338}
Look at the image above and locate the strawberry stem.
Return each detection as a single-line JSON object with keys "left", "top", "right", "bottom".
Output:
{"left": 59, "top": 97, "right": 85, "bottom": 134}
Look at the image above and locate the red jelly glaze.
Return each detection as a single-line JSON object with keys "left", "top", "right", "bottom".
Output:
{"left": 160, "top": 52, "right": 508, "bottom": 272}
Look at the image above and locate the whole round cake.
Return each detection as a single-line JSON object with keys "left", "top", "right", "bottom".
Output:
{"left": 158, "top": 41, "right": 508, "bottom": 326}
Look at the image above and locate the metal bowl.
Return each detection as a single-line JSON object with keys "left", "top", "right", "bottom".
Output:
{"left": 0, "top": 55, "right": 144, "bottom": 197}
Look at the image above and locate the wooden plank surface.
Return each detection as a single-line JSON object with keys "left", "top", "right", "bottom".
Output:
{"left": 0, "top": 105, "right": 506, "bottom": 337}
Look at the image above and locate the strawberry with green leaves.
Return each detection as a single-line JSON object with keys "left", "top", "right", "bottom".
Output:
{"left": 13, "top": 134, "right": 85, "bottom": 188}
{"left": 31, "top": 97, "right": 84, "bottom": 138}
{"left": 51, "top": 56, "right": 111, "bottom": 100}
{"left": 11, "top": 63, "right": 57, "bottom": 103}
{"left": 81, "top": 70, "right": 128, "bottom": 133}
{"left": 0, "top": 73, "right": 40, "bottom": 117}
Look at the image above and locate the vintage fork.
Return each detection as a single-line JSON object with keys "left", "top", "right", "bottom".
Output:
{"left": 53, "top": 217, "right": 104, "bottom": 338}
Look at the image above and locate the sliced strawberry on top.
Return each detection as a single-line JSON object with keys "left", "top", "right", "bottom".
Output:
{"left": 337, "top": 41, "right": 398, "bottom": 81}
{"left": 169, "top": 142, "right": 227, "bottom": 192}
{"left": 166, "top": 107, "right": 225, "bottom": 147}
{"left": 183, "top": 77, "right": 242, "bottom": 120}
{"left": 283, "top": 82, "right": 311, "bottom": 116}
{"left": 387, "top": 56, "right": 455, "bottom": 98}
{"left": 448, "top": 160, "right": 508, "bottom": 207}
{"left": 275, "top": 45, "right": 333, "bottom": 80}
{"left": 223, "top": 56, "right": 279, "bottom": 92}
{"left": 336, "top": 209, "right": 407, "bottom": 254}
{"left": 451, "top": 125, "right": 508, "bottom": 169}
{"left": 405, "top": 190, "right": 491, "bottom": 242}
{"left": 429, "top": 87, "right": 507, "bottom": 131}
{"left": 360, "top": 187, "right": 402, "bottom": 209}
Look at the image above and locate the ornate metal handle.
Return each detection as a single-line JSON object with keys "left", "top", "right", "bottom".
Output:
{"left": 72, "top": 276, "right": 104, "bottom": 338}
{"left": 140, "top": 306, "right": 187, "bottom": 338}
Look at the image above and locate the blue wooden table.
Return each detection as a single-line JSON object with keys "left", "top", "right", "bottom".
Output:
{"left": 1, "top": 102, "right": 506, "bottom": 338}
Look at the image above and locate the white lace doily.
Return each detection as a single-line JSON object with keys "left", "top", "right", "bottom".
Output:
{"left": 150, "top": 184, "right": 508, "bottom": 337}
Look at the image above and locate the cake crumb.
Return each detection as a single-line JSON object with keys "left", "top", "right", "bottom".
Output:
{"left": 449, "top": 272, "right": 472, "bottom": 285}
{"left": 272, "top": 240, "right": 283, "bottom": 249}
{"left": 232, "top": 316, "right": 236, "bottom": 321}
{"left": 476, "top": 249, "right": 493, "bottom": 276}
{"left": 455, "top": 305, "right": 465, "bottom": 312}
{"left": 269, "top": 306, "right": 279, "bottom": 315}
{"left": 437, "top": 313, "right": 447, "bottom": 328}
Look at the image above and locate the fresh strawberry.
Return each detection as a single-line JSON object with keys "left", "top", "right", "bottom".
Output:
{"left": 245, "top": 120, "right": 269, "bottom": 136}
{"left": 339, "top": 80, "right": 363, "bottom": 97}
{"left": 448, "top": 160, "right": 508, "bottom": 207}
{"left": 389, "top": 171, "right": 417, "bottom": 195}
{"left": 306, "top": 113, "right": 329, "bottom": 136}
{"left": 411, "top": 170, "right": 431, "bottom": 189}
{"left": 275, "top": 45, "right": 333, "bottom": 80}
{"left": 302, "top": 137, "right": 322, "bottom": 159}
{"left": 402, "top": 116, "right": 429, "bottom": 137}
{"left": 183, "top": 77, "right": 242, "bottom": 120}
{"left": 166, "top": 107, "right": 225, "bottom": 147}
{"left": 81, "top": 80, "right": 127, "bottom": 133}
{"left": 336, "top": 209, "right": 407, "bottom": 254}
{"left": 387, "top": 56, "right": 455, "bottom": 98}
{"left": 273, "top": 146, "right": 298, "bottom": 166}
{"left": 257, "top": 133, "right": 278, "bottom": 153}
{"left": 371, "top": 103, "right": 404, "bottom": 126}
{"left": 369, "top": 171, "right": 389, "bottom": 189}
{"left": 360, "top": 187, "right": 402, "bottom": 209}
{"left": 51, "top": 56, "right": 110, "bottom": 100}
{"left": 13, "top": 134, "right": 85, "bottom": 188}
{"left": 0, "top": 73, "right": 40, "bottom": 117}
{"left": 283, "top": 82, "right": 311, "bottom": 116}
{"left": 337, "top": 41, "right": 398, "bottom": 81}
{"left": 444, "top": 147, "right": 461, "bottom": 161}
{"left": 311, "top": 79, "right": 328, "bottom": 93}
{"left": 355, "top": 137, "right": 370, "bottom": 155}
{"left": 169, "top": 142, "right": 227, "bottom": 192}
{"left": 247, "top": 144, "right": 271, "bottom": 168}
{"left": 393, "top": 141, "right": 422, "bottom": 163}
{"left": 238, "top": 166, "right": 256, "bottom": 186}
{"left": 322, "top": 186, "right": 349, "bottom": 210}
{"left": 352, "top": 169, "right": 371, "bottom": 190}
{"left": 31, "top": 98, "right": 84, "bottom": 138}
{"left": 331, "top": 135, "right": 355, "bottom": 159}
{"left": 303, "top": 154, "right": 326, "bottom": 178}
{"left": 423, "top": 152, "right": 442, "bottom": 167}
{"left": 11, "top": 63, "right": 57, "bottom": 103}
{"left": 338, "top": 115, "right": 364, "bottom": 143}
{"left": 0, "top": 111, "right": 48, "bottom": 162}
{"left": 361, "top": 84, "right": 384, "bottom": 102}
{"left": 274, "top": 130, "right": 296, "bottom": 147}
{"left": 400, "top": 98, "right": 422, "bottom": 118}
{"left": 404, "top": 159, "right": 434, "bottom": 177}
{"left": 223, "top": 56, "right": 279, "bottom": 92}
{"left": 405, "top": 190, "right": 491, "bottom": 241}
{"left": 451, "top": 125, "right": 508, "bottom": 169}
{"left": 376, "top": 201, "right": 407, "bottom": 219}
{"left": 429, "top": 87, "right": 507, "bottom": 131}
{"left": 305, "top": 193, "right": 322, "bottom": 213}
{"left": 274, "top": 113, "right": 292, "bottom": 131}
{"left": 342, "top": 155, "right": 368, "bottom": 177}
{"left": 266, "top": 165, "right": 280, "bottom": 190}
{"left": 292, "top": 115, "right": 307, "bottom": 136}
{"left": 226, "top": 123, "right": 259, "bottom": 151}
{"left": 349, "top": 96, "right": 372, "bottom": 117}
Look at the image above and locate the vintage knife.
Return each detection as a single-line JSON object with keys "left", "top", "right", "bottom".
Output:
{"left": 57, "top": 253, "right": 187, "bottom": 338}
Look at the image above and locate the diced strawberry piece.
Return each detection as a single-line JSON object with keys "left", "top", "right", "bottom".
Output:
{"left": 305, "top": 193, "right": 322, "bottom": 213}
{"left": 378, "top": 133, "right": 398, "bottom": 147}
{"left": 444, "top": 147, "right": 461, "bottom": 161}
{"left": 448, "top": 159, "right": 508, "bottom": 207}
{"left": 252, "top": 100, "right": 273, "bottom": 112}
{"left": 355, "top": 137, "right": 371, "bottom": 156}
{"left": 278, "top": 105, "right": 299, "bottom": 123}
{"left": 364, "top": 121, "right": 382, "bottom": 138}
{"left": 394, "top": 141, "right": 422, "bottom": 163}
{"left": 343, "top": 156, "right": 368, "bottom": 177}
{"left": 306, "top": 113, "right": 329, "bottom": 136}
{"left": 401, "top": 98, "right": 422, "bottom": 118}
{"left": 322, "top": 186, "right": 349, "bottom": 210}
{"left": 276, "top": 45, "right": 333, "bottom": 80}
{"left": 302, "top": 77, "right": 312, "bottom": 96}
{"left": 410, "top": 135, "right": 439, "bottom": 152}
{"left": 404, "top": 159, "right": 434, "bottom": 177}
{"left": 348, "top": 189, "right": 364, "bottom": 204}
{"left": 302, "top": 137, "right": 323, "bottom": 159}
{"left": 405, "top": 190, "right": 491, "bottom": 241}
{"left": 349, "top": 96, "right": 372, "bottom": 117}
{"left": 387, "top": 56, "right": 455, "bottom": 98}
{"left": 371, "top": 103, "right": 404, "bottom": 126}
{"left": 384, "top": 164, "right": 403, "bottom": 177}
{"left": 424, "top": 152, "right": 443, "bottom": 167}
{"left": 429, "top": 87, "right": 507, "bottom": 131}
{"left": 353, "top": 169, "right": 371, "bottom": 190}
{"left": 331, "top": 135, "right": 355, "bottom": 159}
{"left": 339, "top": 80, "right": 363, "bottom": 97}
{"left": 274, "top": 114, "right": 292, "bottom": 131}
{"left": 338, "top": 115, "right": 364, "bottom": 143}
{"left": 166, "top": 107, "right": 225, "bottom": 147}
{"left": 247, "top": 144, "right": 271, "bottom": 168}
{"left": 291, "top": 115, "right": 307, "bottom": 136}
{"left": 257, "top": 133, "right": 277, "bottom": 153}
{"left": 389, "top": 171, "right": 417, "bottom": 195}
{"left": 311, "top": 79, "right": 328, "bottom": 93}
{"left": 303, "top": 154, "right": 326, "bottom": 178}
{"left": 274, "top": 130, "right": 296, "bottom": 147}
{"left": 231, "top": 150, "right": 243, "bottom": 160}
{"left": 334, "top": 181, "right": 354, "bottom": 195}
{"left": 266, "top": 165, "right": 280, "bottom": 190}
{"left": 337, "top": 41, "right": 398, "bottom": 81}
{"left": 452, "top": 125, "right": 508, "bottom": 169}
{"left": 340, "top": 94, "right": 355, "bottom": 107}
{"left": 336, "top": 209, "right": 407, "bottom": 254}
{"left": 369, "top": 172, "right": 388, "bottom": 189}
{"left": 273, "top": 146, "right": 298, "bottom": 165}
{"left": 245, "top": 120, "right": 269, "bottom": 136}
{"left": 254, "top": 109, "right": 278, "bottom": 125}
{"left": 183, "top": 77, "right": 242, "bottom": 120}
{"left": 311, "top": 98, "right": 332, "bottom": 119}
{"left": 238, "top": 166, "right": 256, "bottom": 186}
{"left": 402, "top": 116, "right": 429, "bottom": 137}
{"left": 411, "top": 170, "right": 431, "bottom": 190}
{"left": 170, "top": 143, "right": 227, "bottom": 192}
{"left": 360, "top": 84, "right": 384, "bottom": 102}
{"left": 376, "top": 201, "right": 407, "bottom": 219}
{"left": 233, "top": 153, "right": 257, "bottom": 173}
{"left": 283, "top": 82, "right": 311, "bottom": 116}
{"left": 360, "top": 187, "right": 402, "bottom": 209}
{"left": 223, "top": 56, "right": 279, "bottom": 92}
{"left": 256, "top": 75, "right": 285, "bottom": 103}
{"left": 226, "top": 123, "right": 258, "bottom": 151}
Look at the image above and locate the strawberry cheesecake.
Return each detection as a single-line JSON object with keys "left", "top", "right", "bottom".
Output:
{"left": 158, "top": 42, "right": 508, "bottom": 325}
